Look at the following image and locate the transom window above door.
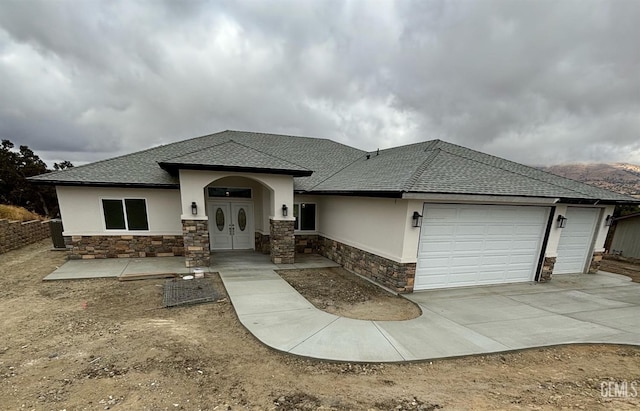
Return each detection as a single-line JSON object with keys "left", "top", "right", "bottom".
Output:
{"left": 207, "top": 187, "right": 252, "bottom": 198}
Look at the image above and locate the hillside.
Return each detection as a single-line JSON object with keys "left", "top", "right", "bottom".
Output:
{"left": 538, "top": 163, "right": 640, "bottom": 198}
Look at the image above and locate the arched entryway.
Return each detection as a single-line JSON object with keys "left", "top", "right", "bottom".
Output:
{"left": 205, "top": 176, "right": 271, "bottom": 251}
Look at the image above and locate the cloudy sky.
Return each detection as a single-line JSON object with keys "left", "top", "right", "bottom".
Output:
{"left": 1, "top": 0, "right": 639, "bottom": 167}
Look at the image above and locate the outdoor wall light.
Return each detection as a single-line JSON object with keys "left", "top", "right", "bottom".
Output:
{"left": 605, "top": 215, "right": 613, "bottom": 226}
{"left": 282, "top": 204, "right": 288, "bottom": 217}
{"left": 557, "top": 214, "right": 567, "bottom": 228}
{"left": 191, "top": 201, "right": 198, "bottom": 215}
{"left": 412, "top": 211, "right": 423, "bottom": 228}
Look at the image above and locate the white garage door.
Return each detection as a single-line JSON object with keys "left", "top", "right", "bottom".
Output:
{"left": 554, "top": 207, "right": 599, "bottom": 274}
{"left": 415, "top": 204, "right": 549, "bottom": 290}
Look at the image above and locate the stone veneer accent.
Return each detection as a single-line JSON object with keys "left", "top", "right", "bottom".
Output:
{"left": 0, "top": 219, "right": 50, "bottom": 254}
{"left": 295, "top": 234, "right": 319, "bottom": 254}
{"left": 255, "top": 232, "right": 270, "bottom": 254}
{"left": 182, "top": 219, "right": 210, "bottom": 267}
{"left": 539, "top": 256, "right": 556, "bottom": 282}
{"left": 317, "top": 236, "right": 416, "bottom": 293}
{"left": 589, "top": 251, "right": 604, "bottom": 273}
{"left": 66, "top": 235, "right": 184, "bottom": 259}
{"left": 270, "top": 219, "right": 295, "bottom": 264}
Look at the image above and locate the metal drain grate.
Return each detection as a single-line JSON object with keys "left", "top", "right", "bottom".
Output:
{"left": 163, "top": 277, "right": 219, "bottom": 308}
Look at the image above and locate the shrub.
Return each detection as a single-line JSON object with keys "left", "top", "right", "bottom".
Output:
{"left": 0, "top": 204, "right": 45, "bottom": 222}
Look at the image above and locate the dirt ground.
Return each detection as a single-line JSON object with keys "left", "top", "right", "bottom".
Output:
{"left": 1, "top": 240, "right": 640, "bottom": 410}
{"left": 277, "top": 268, "right": 421, "bottom": 321}
{"left": 600, "top": 258, "right": 640, "bottom": 283}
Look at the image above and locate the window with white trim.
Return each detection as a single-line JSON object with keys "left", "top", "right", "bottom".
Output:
{"left": 293, "top": 203, "right": 316, "bottom": 231}
{"left": 102, "top": 198, "right": 149, "bottom": 231}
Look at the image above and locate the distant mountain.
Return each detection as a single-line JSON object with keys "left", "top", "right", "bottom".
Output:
{"left": 538, "top": 163, "right": 640, "bottom": 198}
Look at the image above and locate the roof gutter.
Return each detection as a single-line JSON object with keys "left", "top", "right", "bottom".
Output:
{"left": 27, "top": 179, "right": 180, "bottom": 189}
{"left": 401, "top": 192, "right": 561, "bottom": 205}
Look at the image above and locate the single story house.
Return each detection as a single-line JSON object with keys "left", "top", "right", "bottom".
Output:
{"left": 609, "top": 212, "right": 640, "bottom": 259}
{"left": 31, "top": 130, "right": 638, "bottom": 292}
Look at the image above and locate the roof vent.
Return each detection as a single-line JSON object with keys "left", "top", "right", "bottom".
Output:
{"left": 366, "top": 154, "right": 371, "bottom": 160}
{"left": 376, "top": 148, "right": 379, "bottom": 156}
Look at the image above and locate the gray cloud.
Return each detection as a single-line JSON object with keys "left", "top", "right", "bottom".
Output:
{"left": 1, "top": 0, "right": 639, "bottom": 167}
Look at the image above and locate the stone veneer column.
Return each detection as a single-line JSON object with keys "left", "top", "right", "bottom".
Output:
{"left": 589, "top": 251, "right": 603, "bottom": 273}
{"left": 182, "top": 219, "right": 210, "bottom": 267}
{"left": 270, "top": 219, "right": 295, "bottom": 264}
{"left": 539, "top": 256, "right": 556, "bottom": 282}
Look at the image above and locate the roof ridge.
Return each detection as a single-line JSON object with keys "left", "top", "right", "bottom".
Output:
{"left": 160, "top": 138, "right": 311, "bottom": 171}
{"left": 159, "top": 138, "right": 234, "bottom": 162}
{"left": 434, "top": 142, "right": 610, "bottom": 199}
{"left": 402, "top": 147, "right": 442, "bottom": 192}
{"left": 305, "top": 152, "right": 369, "bottom": 192}
{"left": 227, "top": 129, "right": 356, "bottom": 145}
{"left": 223, "top": 139, "right": 312, "bottom": 171}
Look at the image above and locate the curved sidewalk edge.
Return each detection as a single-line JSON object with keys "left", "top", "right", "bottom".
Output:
{"left": 218, "top": 268, "right": 640, "bottom": 363}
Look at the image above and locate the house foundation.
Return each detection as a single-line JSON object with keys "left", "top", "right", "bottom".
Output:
{"left": 65, "top": 235, "right": 184, "bottom": 259}
{"left": 317, "top": 236, "right": 416, "bottom": 293}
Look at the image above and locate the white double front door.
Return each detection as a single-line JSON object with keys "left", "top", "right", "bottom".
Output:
{"left": 208, "top": 202, "right": 253, "bottom": 250}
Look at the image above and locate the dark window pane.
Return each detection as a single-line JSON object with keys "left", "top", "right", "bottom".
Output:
{"left": 216, "top": 208, "right": 225, "bottom": 231}
{"left": 238, "top": 208, "right": 247, "bottom": 231}
{"left": 103, "top": 199, "right": 125, "bottom": 230}
{"left": 293, "top": 204, "right": 299, "bottom": 230}
{"left": 125, "top": 199, "right": 149, "bottom": 230}
{"left": 300, "top": 203, "right": 316, "bottom": 231}
{"left": 207, "top": 187, "right": 251, "bottom": 198}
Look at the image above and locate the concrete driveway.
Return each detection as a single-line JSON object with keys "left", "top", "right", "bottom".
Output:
{"left": 216, "top": 254, "right": 640, "bottom": 362}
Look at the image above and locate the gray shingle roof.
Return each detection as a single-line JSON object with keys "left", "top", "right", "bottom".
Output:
{"left": 31, "top": 131, "right": 636, "bottom": 203}
{"left": 30, "top": 130, "right": 363, "bottom": 190}
{"left": 309, "top": 140, "right": 636, "bottom": 202}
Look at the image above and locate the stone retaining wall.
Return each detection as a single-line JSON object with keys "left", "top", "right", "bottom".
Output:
{"left": 65, "top": 235, "right": 184, "bottom": 259}
{"left": 0, "top": 219, "right": 50, "bottom": 254}
{"left": 317, "top": 236, "right": 416, "bottom": 293}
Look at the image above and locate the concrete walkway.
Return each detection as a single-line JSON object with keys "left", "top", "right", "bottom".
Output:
{"left": 215, "top": 252, "right": 640, "bottom": 362}
{"left": 44, "top": 256, "right": 192, "bottom": 280}
{"left": 45, "top": 252, "right": 640, "bottom": 362}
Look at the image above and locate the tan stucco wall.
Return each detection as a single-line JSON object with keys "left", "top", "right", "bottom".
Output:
{"left": 56, "top": 186, "right": 182, "bottom": 235}
{"left": 317, "top": 196, "right": 413, "bottom": 263}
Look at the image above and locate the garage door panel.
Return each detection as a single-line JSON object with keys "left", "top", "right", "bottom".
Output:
{"left": 424, "top": 225, "right": 456, "bottom": 236}
{"left": 512, "top": 239, "right": 543, "bottom": 250}
{"left": 484, "top": 240, "right": 513, "bottom": 251}
{"left": 453, "top": 240, "right": 485, "bottom": 251}
{"left": 415, "top": 204, "right": 549, "bottom": 290}
{"left": 456, "top": 225, "right": 488, "bottom": 235}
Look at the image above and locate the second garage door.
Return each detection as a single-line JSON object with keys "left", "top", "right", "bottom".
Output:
{"left": 553, "top": 207, "right": 599, "bottom": 274}
{"left": 415, "top": 204, "right": 550, "bottom": 290}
